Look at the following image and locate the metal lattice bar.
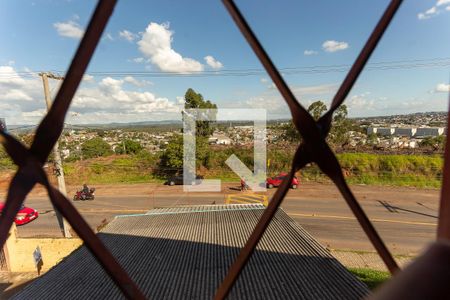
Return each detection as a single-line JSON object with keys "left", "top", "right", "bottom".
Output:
{"left": 438, "top": 87, "right": 450, "bottom": 240}
{"left": 215, "top": 0, "right": 403, "bottom": 298}
{"left": 0, "top": 0, "right": 145, "bottom": 298}
{"left": 1, "top": 0, "right": 449, "bottom": 299}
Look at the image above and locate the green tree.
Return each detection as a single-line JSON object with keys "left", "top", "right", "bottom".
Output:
{"left": 184, "top": 88, "right": 218, "bottom": 137}
{"left": 115, "top": 139, "right": 143, "bottom": 155}
{"left": 81, "top": 137, "right": 113, "bottom": 159}
{"left": 160, "top": 135, "right": 210, "bottom": 171}
{"left": 420, "top": 136, "right": 446, "bottom": 151}
{"left": 307, "top": 100, "right": 327, "bottom": 121}
{"left": 281, "top": 120, "right": 302, "bottom": 142}
{"left": 329, "top": 104, "right": 353, "bottom": 147}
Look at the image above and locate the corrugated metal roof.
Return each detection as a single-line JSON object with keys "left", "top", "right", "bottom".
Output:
{"left": 13, "top": 204, "right": 369, "bottom": 299}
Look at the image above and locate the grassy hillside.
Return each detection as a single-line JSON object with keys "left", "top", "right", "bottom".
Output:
{"left": 0, "top": 147, "right": 444, "bottom": 187}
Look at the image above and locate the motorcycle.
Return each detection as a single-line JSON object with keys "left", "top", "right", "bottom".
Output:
{"left": 73, "top": 188, "right": 96, "bottom": 201}
{"left": 240, "top": 180, "right": 249, "bottom": 191}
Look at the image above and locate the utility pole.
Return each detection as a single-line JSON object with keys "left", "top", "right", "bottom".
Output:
{"left": 39, "top": 72, "right": 72, "bottom": 238}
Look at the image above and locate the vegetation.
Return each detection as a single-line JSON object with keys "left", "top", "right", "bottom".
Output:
{"left": 81, "top": 137, "right": 113, "bottom": 159}
{"left": 348, "top": 268, "right": 390, "bottom": 290}
{"left": 183, "top": 88, "right": 217, "bottom": 137}
{"left": 114, "top": 139, "right": 143, "bottom": 155}
{"left": 280, "top": 101, "right": 355, "bottom": 148}
{"left": 159, "top": 88, "right": 217, "bottom": 174}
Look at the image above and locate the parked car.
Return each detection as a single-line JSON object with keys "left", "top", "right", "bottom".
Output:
{"left": 266, "top": 173, "right": 299, "bottom": 189}
{"left": 0, "top": 203, "right": 39, "bottom": 226}
{"left": 165, "top": 174, "right": 204, "bottom": 186}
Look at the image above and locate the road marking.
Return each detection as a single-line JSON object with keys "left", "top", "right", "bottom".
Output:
{"left": 225, "top": 193, "right": 268, "bottom": 206}
{"left": 288, "top": 213, "right": 437, "bottom": 226}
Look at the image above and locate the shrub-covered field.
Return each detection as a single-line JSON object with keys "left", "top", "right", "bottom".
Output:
{"left": 0, "top": 145, "right": 444, "bottom": 187}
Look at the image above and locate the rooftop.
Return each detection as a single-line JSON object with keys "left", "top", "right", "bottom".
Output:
{"left": 13, "top": 204, "right": 368, "bottom": 299}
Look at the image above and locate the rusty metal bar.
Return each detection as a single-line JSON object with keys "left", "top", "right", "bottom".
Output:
{"left": 31, "top": 0, "right": 117, "bottom": 163}
{"left": 215, "top": 146, "right": 307, "bottom": 299}
{"left": 221, "top": 0, "right": 319, "bottom": 142}
{"left": 217, "top": 0, "right": 402, "bottom": 298}
{"left": 319, "top": 0, "right": 403, "bottom": 135}
{"left": 0, "top": 0, "right": 146, "bottom": 298}
{"left": 437, "top": 86, "right": 450, "bottom": 240}
{"left": 42, "top": 175, "right": 145, "bottom": 299}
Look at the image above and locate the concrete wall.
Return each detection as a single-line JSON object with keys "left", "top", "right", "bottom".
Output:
{"left": 5, "top": 225, "right": 83, "bottom": 272}
{"left": 416, "top": 127, "right": 445, "bottom": 137}
{"left": 394, "top": 128, "right": 416, "bottom": 137}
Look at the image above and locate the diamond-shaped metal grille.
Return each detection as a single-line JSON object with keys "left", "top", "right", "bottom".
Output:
{"left": 1, "top": 0, "right": 450, "bottom": 299}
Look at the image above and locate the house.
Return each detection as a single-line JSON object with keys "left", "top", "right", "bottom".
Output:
{"left": 13, "top": 204, "right": 368, "bottom": 299}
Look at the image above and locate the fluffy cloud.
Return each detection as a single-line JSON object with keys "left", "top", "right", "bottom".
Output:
{"left": 436, "top": 83, "right": 450, "bottom": 92}
{"left": 119, "top": 30, "right": 138, "bottom": 42}
{"left": 130, "top": 57, "right": 145, "bottom": 63}
{"left": 204, "top": 55, "right": 223, "bottom": 70}
{"left": 53, "top": 20, "right": 84, "bottom": 39}
{"left": 225, "top": 83, "right": 338, "bottom": 119}
{"left": 322, "top": 40, "right": 349, "bottom": 52}
{"left": 138, "top": 22, "right": 203, "bottom": 73}
{"left": 304, "top": 50, "right": 318, "bottom": 56}
{"left": 123, "top": 76, "right": 153, "bottom": 87}
{"left": 437, "top": 0, "right": 450, "bottom": 6}
{"left": 418, "top": 0, "right": 450, "bottom": 20}
{"left": 0, "top": 65, "right": 180, "bottom": 124}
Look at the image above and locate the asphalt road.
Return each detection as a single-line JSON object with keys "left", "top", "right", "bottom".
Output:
{"left": 15, "top": 183, "right": 439, "bottom": 255}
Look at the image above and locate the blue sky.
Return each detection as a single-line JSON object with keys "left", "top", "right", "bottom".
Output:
{"left": 0, "top": 0, "right": 450, "bottom": 125}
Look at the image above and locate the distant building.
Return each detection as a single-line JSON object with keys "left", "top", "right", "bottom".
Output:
{"left": 394, "top": 128, "right": 416, "bottom": 137}
{"left": 367, "top": 127, "right": 395, "bottom": 136}
{"left": 368, "top": 126, "right": 445, "bottom": 138}
{"left": 415, "top": 127, "right": 445, "bottom": 137}
{"left": 208, "top": 134, "right": 232, "bottom": 145}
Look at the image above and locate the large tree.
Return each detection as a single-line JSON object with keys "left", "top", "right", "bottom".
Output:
{"left": 307, "top": 100, "right": 327, "bottom": 121}
{"left": 81, "top": 137, "right": 113, "bottom": 159}
{"left": 184, "top": 88, "right": 217, "bottom": 137}
{"left": 115, "top": 139, "right": 143, "bottom": 155}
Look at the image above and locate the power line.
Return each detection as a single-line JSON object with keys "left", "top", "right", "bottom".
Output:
{"left": 1, "top": 57, "right": 450, "bottom": 79}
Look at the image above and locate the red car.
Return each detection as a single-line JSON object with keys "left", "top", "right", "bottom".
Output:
{"left": 266, "top": 173, "right": 299, "bottom": 189}
{"left": 0, "top": 203, "right": 39, "bottom": 226}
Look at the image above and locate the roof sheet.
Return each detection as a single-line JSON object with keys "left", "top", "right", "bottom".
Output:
{"left": 13, "top": 204, "right": 369, "bottom": 299}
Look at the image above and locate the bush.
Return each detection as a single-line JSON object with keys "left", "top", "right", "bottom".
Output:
{"left": 81, "top": 137, "right": 113, "bottom": 159}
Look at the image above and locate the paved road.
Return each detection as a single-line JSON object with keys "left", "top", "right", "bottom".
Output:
{"left": 16, "top": 183, "right": 439, "bottom": 255}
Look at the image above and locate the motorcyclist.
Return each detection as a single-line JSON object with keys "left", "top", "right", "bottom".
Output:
{"left": 240, "top": 177, "right": 248, "bottom": 191}
{"left": 82, "top": 184, "right": 90, "bottom": 198}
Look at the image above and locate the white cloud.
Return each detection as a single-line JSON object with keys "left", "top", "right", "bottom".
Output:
{"left": 437, "top": 0, "right": 450, "bottom": 6}
{"left": 138, "top": 22, "right": 203, "bottom": 73}
{"left": 82, "top": 74, "right": 94, "bottom": 82}
{"left": 347, "top": 93, "right": 375, "bottom": 111}
{"left": 322, "top": 40, "right": 349, "bottom": 53}
{"left": 304, "top": 50, "right": 318, "bottom": 56}
{"left": 123, "top": 76, "right": 152, "bottom": 87}
{"left": 417, "top": 1, "right": 450, "bottom": 20}
{"left": 104, "top": 33, "right": 114, "bottom": 41}
{"left": 0, "top": 65, "right": 181, "bottom": 124}
{"left": 0, "top": 89, "right": 33, "bottom": 101}
{"left": 119, "top": 30, "right": 138, "bottom": 42}
{"left": 131, "top": 57, "right": 145, "bottom": 63}
{"left": 436, "top": 83, "right": 450, "bottom": 92}
{"left": 53, "top": 20, "right": 84, "bottom": 39}
{"left": 22, "top": 109, "right": 46, "bottom": 118}
{"left": 426, "top": 6, "right": 437, "bottom": 14}
{"left": 204, "top": 55, "right": 223, "bottom": 70}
